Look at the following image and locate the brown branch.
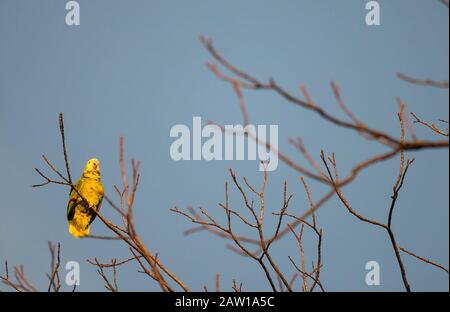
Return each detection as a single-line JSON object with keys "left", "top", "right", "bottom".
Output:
{"left": 231, "top": 279, "right": 243, "bottom": 292}
{"left": 199, "top": 36, "right": 448, "bottom": 255}
{"left": 397, "top": 72, "right": 449, "bottom": 89}
{"left": 93, "top": 258, "right": 119, "bottom": 292}
{"left": 14, "top": 265, "right": 38, "bottom": 292}
{"left": 385, "top": 158, "right": 414, "bottom": 292}
{"left": 85, "top": 235, "right": 122, "bottom": 240}
{"left": 399, "top": 247, "right": 449, "bottom": 273}
{"left": 87, "top": 254, "right": 144, "bottom": 268}
{"left": 320, "top": 150, "right": 413, "bottom": 292}
{"left": 47, "top": 242, "right": 61, "bottom": 292}
{"left": 330, "top": 81, "right": 372, "bottom": 141}
{"left": 321, "top": 152, "right": 387, "bottom": 228}
{"left": 276, "top": 177, "right": 324, "bottom": 292}
{"left": 410, "top": 112, "right": 449, "bottom": 137}
{"left": 287, "top": 256, "right": 325, "bottom": 292}
{"left": 215, "top": 273, "right": 220, "bottom": 292}
{"left": 59, "top": 113, "right": 73, "bottom": 184}
{"left": 202, "top": 36, "right": 448, "bottom": 151}
{"left": 0, "top": 261, "right": 23, "bottom": 292}
{"left": 173, "top": 167, "right": 296, "bottom": 292}
{"left": 2, "top": 242, "right": 66, "bottom": 292}
{"left": 231, "top": 80, "right": 249, "bottom": 126}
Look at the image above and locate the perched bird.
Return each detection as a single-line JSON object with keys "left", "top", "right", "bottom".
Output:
{"left": 67, "top": 158, "right": 104, "bottom": 238}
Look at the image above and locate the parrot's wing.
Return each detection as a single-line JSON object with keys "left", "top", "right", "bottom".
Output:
{"left": 67, "top": 180, "right": 82, "bottom": 221}
{"left": 88, "top": 194, "right": 103, "bottom": 226}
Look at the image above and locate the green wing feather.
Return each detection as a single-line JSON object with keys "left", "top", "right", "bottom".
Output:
{"left": 88, "top": 195, "right": 103, "bottom": 225}
{"left": 67, "top": 179, "right": 82, "bottom": 221}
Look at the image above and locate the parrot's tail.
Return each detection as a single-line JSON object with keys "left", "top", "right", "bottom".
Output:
{"left": 69, "top": 211, "right": 91, "bottom": 238}
{"left": 69, "top": 223, "right": 90, "bottom": 238}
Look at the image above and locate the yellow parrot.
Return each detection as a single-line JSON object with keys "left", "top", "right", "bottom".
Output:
{"left": 67, "top": 158, "right": 104, "bottom": 238}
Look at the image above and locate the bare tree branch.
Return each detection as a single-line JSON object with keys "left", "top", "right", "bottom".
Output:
{"left": 397, "top": 72, "right": 449, "bottom": 89}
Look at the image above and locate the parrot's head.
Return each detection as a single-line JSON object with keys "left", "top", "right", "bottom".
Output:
{"left": 83, "top": 158, "right": 101, "bottom": 179}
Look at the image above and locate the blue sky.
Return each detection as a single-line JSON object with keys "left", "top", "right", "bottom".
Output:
{"left": 0, "top": 0, "right": 448, "bottom": 291}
